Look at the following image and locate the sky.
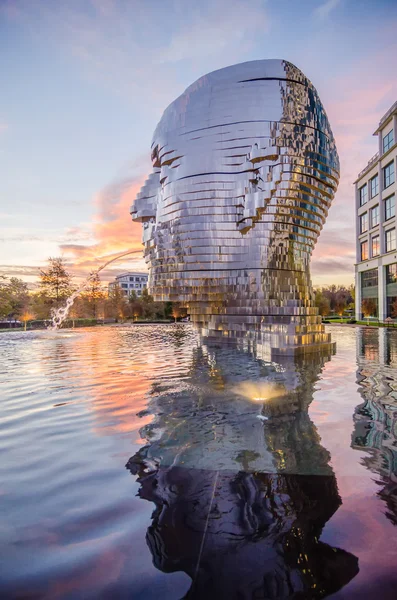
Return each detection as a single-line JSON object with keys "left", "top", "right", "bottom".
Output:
{"left": 1, "top": 0, "right": 397, "bottom": 287}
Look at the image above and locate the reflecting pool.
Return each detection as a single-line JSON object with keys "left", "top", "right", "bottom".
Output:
{"left": 1, "top": 325, "right": 397, "bottom": 598}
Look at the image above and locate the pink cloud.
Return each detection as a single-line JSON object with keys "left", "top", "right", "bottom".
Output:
{"left": 59, "top": 174, "right": 147, "bottom": 281}
{"left": 312, "top": 42, "right": 397, "bottom": 286}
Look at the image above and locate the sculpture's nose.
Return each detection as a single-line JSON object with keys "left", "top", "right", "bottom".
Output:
{"left": 130, "top": 170, "right": 161, "bottom": 222}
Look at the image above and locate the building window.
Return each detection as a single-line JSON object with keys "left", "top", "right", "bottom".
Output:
{"left": 385, "top": 194, "right": 395, "bottom": 221}
{"left": 121, "top": 283, "right": 128, "bottom": 289}
{"left": 129, "top": 277, "right": 135, "bottom": 282}
{"left": 362, "top": 268, "right": 378, "bottom": 288}
{"left": 370, "top": 204, "right": 379, "bottom": 228}
{"left": 385, "top": 228, "right": 396, "bottom": 252}
{"left": 387, "top": 296, "right": 397, "bottom": 318}
{"left": 383, "top": 130, "right": 394, "bottom": 154}
{"left": 360, "top": 212, "right": 368, "bottom": 233}
{"left": 359, "top": 184, "right": 368, "bottom": 206}
{"left": 361, "top": 240, "right": 368, "bottom": 261}
{"left": 371, "top": 235, "right": 380, "bottom": 257}
{"left": 386, "top": 263, "right": 397, "bottom": 284}
{"left": 384, "top": 161, "right": 395, "bottom": 189}
{"left": 370, "top": 174, "right": 379, "bottom": 198}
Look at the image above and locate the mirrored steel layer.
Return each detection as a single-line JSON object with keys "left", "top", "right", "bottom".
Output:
{"left": 131, "top": 59, "right": 340, "bottom": 356}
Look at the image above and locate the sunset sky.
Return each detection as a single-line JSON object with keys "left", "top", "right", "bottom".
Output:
{"left": 1, "top": 0, "right": 397, "bottom": 287}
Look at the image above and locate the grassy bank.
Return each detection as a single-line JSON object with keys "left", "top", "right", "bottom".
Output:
{"left": 0, "top": 318, "right": 179, "bottom": 331}
{"left": 324, "top": 318, "right": 397, "bottom": 327}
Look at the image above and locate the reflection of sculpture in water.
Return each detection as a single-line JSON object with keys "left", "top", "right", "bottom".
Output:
{"left": 127, "top": 343, "right": 358, "bottom": 598}
{"left": 131, "top": 59, "right": 339, "bottom": 357}
{"left": 352, "top": 328, "right": 397, "bottom": 526}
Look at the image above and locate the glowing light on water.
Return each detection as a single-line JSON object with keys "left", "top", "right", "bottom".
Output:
{"left": 50, "top": 249, "right": 142, "bottom": 330}
{"left": 236, "top": 381, "right": 286, "bottom": 403}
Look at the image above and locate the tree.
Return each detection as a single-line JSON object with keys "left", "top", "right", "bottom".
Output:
{"left": 21, "top": 310, "right": 35, "bottom": 331}
{"left": 320, "top": 284, "right": 353, "bottom": 313}
{"left": 8, "top": 278, "right": 30, "bottom": 318}
{"left": 335, "top": 298, "right": 347, "bottom": 317}
{"left": 390, "top": 299, "right": 397, "bottom": 319}
{"left": 153, "top": 301, "right": 168, "bottom": 320}
{"left": 361, "top": 298, "right": 377, "bottom": 322}
{"left": 0, "top": 276, "right": 12, "bottom": 318}
{"left": 69, "top": 297, "right": 86, "bottom": 320}
{"left": 30, "top": 292, "right": 51, "bottom": 320}
{"left": 164, "top": 301, "right": 173, "bottom": 320}
{"left": 106, "top": 284, "right": 127, "bottom": 320}
{"left": 171, "top": 303, "right": 183, "bottom": 322}
{"left": 314, "top": 289, "right": 330, "bottom": 317}
{"left": 39, "top": 258, "right": 73, "bottom": 307}
{"left": 348, "top": 283, "right": 355, "bottom": 307}
{"left": 140, "top": 287, "right": 156, "bottom": 319}
{"left": 81, "top": 273, "right": 105, "bottom": 318}
{"left": 0, "top": 277, "right": 30, "bottom": 320}
{"left": 128, "top": 290, "right": 143, "bottom": 321}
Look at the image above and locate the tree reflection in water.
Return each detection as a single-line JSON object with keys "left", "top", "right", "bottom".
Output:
{"left": 127, "top": 340, "right": 359, "bottom": 599}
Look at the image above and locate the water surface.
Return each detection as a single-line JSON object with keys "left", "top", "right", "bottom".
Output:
{"left": 1, "top": 324, "right": 397, "bottom": 598}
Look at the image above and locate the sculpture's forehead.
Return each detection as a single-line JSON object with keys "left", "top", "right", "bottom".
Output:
{"left": 152, "top": 59, "right": 321, "bottom": 145}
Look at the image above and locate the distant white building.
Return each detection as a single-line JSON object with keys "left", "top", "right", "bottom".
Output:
{"left": 108, "top": 272, "right": 149, "bottom": 297}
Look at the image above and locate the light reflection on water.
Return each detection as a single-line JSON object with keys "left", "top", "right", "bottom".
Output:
{"left": 1, "top": 324, "right": 397, "bottom": 598}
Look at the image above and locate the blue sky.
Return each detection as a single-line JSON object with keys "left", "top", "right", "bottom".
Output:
{"left": 1, "top": 0, "right": 397, "bottom": 286}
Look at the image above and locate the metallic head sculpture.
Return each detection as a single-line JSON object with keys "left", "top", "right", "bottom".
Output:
{"left": 131, "top": 59, "right": 339, "bottom": 356}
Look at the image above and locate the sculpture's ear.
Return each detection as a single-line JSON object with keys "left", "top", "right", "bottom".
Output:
{"left": 237, "top": 144, "right": 282, "bottom": 234}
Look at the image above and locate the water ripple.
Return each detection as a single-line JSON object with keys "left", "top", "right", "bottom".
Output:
{"left": 1, "top": 324, "right": 397, "bottom": 598}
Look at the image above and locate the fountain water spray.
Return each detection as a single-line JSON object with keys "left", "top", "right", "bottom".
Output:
{"left": 50, "top": 249, "right": 142, "bottom": 330}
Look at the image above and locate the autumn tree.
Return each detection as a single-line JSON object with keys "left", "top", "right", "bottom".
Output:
{"left": 314, "top": 289, "right": 330, "bottom": 317}
{"left": 106, "top": 284, "right": 127, "bottom": 320}
{"left": 21, "top": 310, "right": 35, "bottom": 331}
{"left": 320, "top": 285, "right": 353, "bottom": 313}
{"left": 0, "top": 276, "right": 12, "bottom": 318}
{"left": 361, "top": 298, "right": 377, "bottom": 321}
{"left": 82, "top": 273, "right": 105, "bottom": 318}
{"left": 39, "top": 258, "right": 73, "bottom": 308}
{"left": 171, "top": 303, "right": 183, "bottom": 322}
{"left": 30, "top": 292, "right": 51, "bottom": 320}
{"left": 335, "top": 298, "right": 347, "bottom": 317}
{"left": 128, "top": 290, "right": 143, "bottom": 320}
{"left": 390, "top": 299, "right": 397, "bottom": 319}
{"left": 0, "top": 277, "right": 30, "bottom": 320}
{"left": 140, "top": 287, "right": 155, "bottom": 319}
{"left": 68, "top": 297, "right": 86, "bottom": 320}
{"left": 347, "top": 284, "right": 355, "bottom": 309}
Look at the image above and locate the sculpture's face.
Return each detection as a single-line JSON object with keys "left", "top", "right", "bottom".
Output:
{"left": 131, "top": 59, "right": 339, "bottom": 314}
